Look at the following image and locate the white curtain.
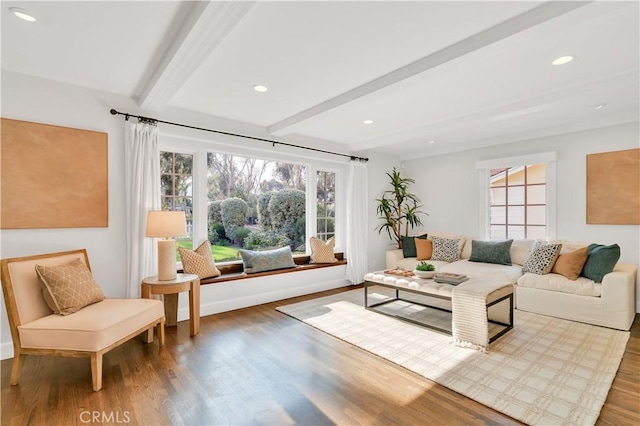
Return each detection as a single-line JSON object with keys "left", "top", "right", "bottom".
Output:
{"left": 125, "top": 120, "right": 160, "bottom": 298}
{"left": 345, "top": 159, "right": 369, "bottom": 284}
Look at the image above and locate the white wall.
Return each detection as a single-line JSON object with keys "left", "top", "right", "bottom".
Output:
{"left": 0, "top": 72, "right": 352, "bottom": 359}
{"left": 403, "top": 122, "right": 640, "bottom": 310}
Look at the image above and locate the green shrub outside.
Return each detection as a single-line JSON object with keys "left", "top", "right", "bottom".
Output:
{"left": 268, "top": 189, "right": 305, "bottom": 247}
{"left": 231, "top": 227, "right": 250, "bottom": 246}
{"left": 221, "top": 197, "right": 248, "bottom": 237}
{"left": 257, "top": 191, "right": 274, "bottom": 228}
{"left": 244, "top": 229, "right": 291, "bottom": 250}
{"left": 208, "top": 200, "right": 223, "bottom": 225}
{"left": 208, "top": 221, "right": 226, "bottom": 244}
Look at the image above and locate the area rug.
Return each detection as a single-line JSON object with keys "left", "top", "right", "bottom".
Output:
{"left": 276, "top": 288, "right": 630, "bottom": 426}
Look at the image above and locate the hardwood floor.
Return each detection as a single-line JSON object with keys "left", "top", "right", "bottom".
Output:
{"left": 2, "top": 286, "right": 639, "bottom": 426}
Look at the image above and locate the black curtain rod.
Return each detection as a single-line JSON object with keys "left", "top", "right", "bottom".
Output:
{"left": 109, "top": 109, "right": 368, "bottom": 162}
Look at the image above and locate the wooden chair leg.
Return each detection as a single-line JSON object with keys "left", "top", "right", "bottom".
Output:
{"left": 158, "top": 318, "right": 165, "bottom": 346}
{"left": 10, "top": 351, "right": 23, "bottom": 385}
{"left": 91, "top": 352, "right": 103, "bottom": 392}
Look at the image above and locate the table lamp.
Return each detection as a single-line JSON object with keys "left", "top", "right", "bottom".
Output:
{"left": 145, "top": 210, "right": 187, "bottom": 281}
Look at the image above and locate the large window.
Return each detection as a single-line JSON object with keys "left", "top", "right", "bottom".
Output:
{"left": 160, "top": 151, "right": 193, "bottom": 253}
{"left": 160, "top": 138, "right": 344, "bottom": 265}
{"left": 205, "top": 152, "right": 307, "bottom": 262}
{"left": 489, "top": 164, "right": 546, "bottom": 239}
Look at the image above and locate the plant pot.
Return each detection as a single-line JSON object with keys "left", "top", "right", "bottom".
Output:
{"left": 413, "top": 270, "right": 436, "bottom": 279}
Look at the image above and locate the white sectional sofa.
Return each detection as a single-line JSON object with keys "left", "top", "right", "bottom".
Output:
{"left": 385, "top": 233, "right": 637, "bottom": 331}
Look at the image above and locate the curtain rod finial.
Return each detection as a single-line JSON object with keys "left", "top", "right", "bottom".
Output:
{"left": 110, "top": 109, "right": 118, "bottom": 115}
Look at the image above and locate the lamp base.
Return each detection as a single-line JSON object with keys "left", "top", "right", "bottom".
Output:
{"left": 157, "top": 239, "right": 177, "bottom": 281}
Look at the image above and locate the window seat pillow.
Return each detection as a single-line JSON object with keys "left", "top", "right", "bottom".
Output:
{"left": 238, "top": 246, "right": 296, "bottom": 274}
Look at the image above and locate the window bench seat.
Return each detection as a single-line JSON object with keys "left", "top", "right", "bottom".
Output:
{"left": 194, "top": 253, "right": 346, "bottom": 285}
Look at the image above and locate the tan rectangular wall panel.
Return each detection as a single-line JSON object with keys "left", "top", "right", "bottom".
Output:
{"left": 1, "top": 118, "right": 108, "bottom": 229}
{"left": 586, "top": 148, "right": 640, "bottom": 225}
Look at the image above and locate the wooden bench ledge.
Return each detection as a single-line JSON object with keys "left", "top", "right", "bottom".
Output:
{"left": 193, "top": 253, "right": 346, "bottom": 285}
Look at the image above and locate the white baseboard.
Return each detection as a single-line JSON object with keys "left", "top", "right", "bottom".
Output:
{"left": 1, "top": 341, "right": 13, "bottom": 360}
{"left": 178, "top": 278, "right": 350, "bottom": 321}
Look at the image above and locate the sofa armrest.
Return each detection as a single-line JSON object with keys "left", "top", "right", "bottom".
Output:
{"left": 385, "top": 249, "right": 404, "bottom": 269}
{"left": 601, "top": 263, "right": 637, "bottom": 330}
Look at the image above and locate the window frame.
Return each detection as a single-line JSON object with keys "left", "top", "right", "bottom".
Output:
{"left": 476, "top": 152, "right": 557, "bottom": 241}
{"left": 159, "top": 132, "right": 347, "bottom": 265}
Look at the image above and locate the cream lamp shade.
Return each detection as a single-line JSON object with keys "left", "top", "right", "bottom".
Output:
{"left": 146, "top": 211, "right": 187, "bottom": 281}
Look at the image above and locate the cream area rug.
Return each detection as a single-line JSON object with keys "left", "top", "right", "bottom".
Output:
{"left": 276, "top": 288, "right": 630, "bottom": 426}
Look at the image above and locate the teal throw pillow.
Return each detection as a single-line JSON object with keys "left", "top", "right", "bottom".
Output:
{"left": 238, "top": 246, "right": 296, "bottom": 274}
{"left": 401, "top": 234, "right": 428, "bottom": 258}
{"left": 581, "top": 243, "right": 620, "bottom": 283}
{"left": 468, "top": 239, "right": 513, "bottom": 266}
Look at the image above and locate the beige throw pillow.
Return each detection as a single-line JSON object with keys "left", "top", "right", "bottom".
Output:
{"left": 178, "top": 240, "right": 221, "bottom": 279}
{"left": 310, "top": 237, "right": 338, "bottom": 264}
{"left": 552, "top": 246, "right": 589, "bottom": 280}
{"left": 35, "top": 259, "right": 105, "bottom": 316}
{"left": 415, "top": 238, "right": 433, "bottom": 260}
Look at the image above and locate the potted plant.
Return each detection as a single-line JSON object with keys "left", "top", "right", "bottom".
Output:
{"left": 375, "top": 167, "right": 427, "bottom": 249}
{"left": 414, "top": 261, "right": 436, "bottom": 279}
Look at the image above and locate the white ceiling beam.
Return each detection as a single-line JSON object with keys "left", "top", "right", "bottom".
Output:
{"left": 267, "top": 1, "right": 591, "bottom": 137}
{"left": 347, "top": 69, "right": 638, "bottom": 152}
{"left": 137, "top": 1, "right": 255, "bottom": 111}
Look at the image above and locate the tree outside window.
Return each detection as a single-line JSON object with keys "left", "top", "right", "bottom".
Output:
{"left": 206, "top": 152, "right": 307, "bottom": 262}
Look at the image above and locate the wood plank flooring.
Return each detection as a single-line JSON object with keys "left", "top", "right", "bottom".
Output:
{"left": 2, "top": 286, "right": 639, "bottom": 425}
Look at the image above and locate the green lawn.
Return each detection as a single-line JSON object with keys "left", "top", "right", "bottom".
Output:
{"left": 176, "top": 240, "right": 240, "bottom": 262}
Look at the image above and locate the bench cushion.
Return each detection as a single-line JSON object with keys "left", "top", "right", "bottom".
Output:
{"left": 18, "top": 298, "right": 164, "bottom": 352}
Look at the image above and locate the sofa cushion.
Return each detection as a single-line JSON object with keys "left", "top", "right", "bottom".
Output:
{"left": 415, "top": 238, "right": 433, "bottom": 260}
{"left": 521, "top": 241, "right": 562, "bottom": 275}
{"left": 401, "top": 234, "right": 427, "bottom": 258}
{"left": 440, "top": 259, "right": 523, "bottom": 283}
{"left": 510, "top": 239, "right": 535, "bottom": 266}
{"left": 469, "top": 239, "right": 513, "bottom": 266}
{"left": 18, "top": 298, "right": 164, "bottom": 352}
{"left": 35, "top": 259, "right": 105, "bottom": 316}
{"left": 517, "top": 272, "right": 601, "bottom": 297}
{"left": 551, "top": 246, "right": 589, "bottom": 280}
{"left": 238, "top": 246, "right": 296, "bottom": 274}
{"left": 581, "top": 244, "right": 620, "bottom": 283}
{"left": 431, "top": 236, "right": 462, "bottom": 262}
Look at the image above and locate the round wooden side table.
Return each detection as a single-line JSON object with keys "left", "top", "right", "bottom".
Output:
{"left": 141, "top": 273, "right": 200, "bottom": 337}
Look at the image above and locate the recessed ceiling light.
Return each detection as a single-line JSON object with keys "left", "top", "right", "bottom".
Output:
{"left": 363, "top": 120, "right": 374, "bottom": 125}
{"left": 592, "top": 103, "right": 607, "bottom": 110}
{"left": 9, "top": 7, "right": 36, "bottom": 22}
{"left": 253, "top": 85, "right": 268, "bottom": 93}
{"left": 427, "top": 140, "right": 436, "bottom": 144}
{"left": 552, "top": 55, "right": 575, "bottom": 66}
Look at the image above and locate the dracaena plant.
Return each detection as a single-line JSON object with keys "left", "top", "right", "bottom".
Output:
{"left": 375, "top": 167, "right": 427, "bottom": 249}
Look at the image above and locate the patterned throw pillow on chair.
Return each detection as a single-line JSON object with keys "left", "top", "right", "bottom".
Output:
{"left": 310, "top": 237, "right": 338, "bottom": 263}
{"left": 431, "top": 236, "right": 462, "bottom": 262}
{"left": 522, "top": 241, "right": 562, "bottom": 275}
{"left": 35, "top": 259, "right": 105, "bottom": 316}
{"left": 178, "top": 240, "right": 221, "bottom": 279}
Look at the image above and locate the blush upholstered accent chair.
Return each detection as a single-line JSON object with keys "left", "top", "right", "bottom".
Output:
{"left": 0, "top": 249, "right": 165, "bottom": 391}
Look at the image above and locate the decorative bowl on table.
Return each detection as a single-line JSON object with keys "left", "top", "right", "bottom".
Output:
{"left": 413, "top": 270, "right": 436, "bottom": 279}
